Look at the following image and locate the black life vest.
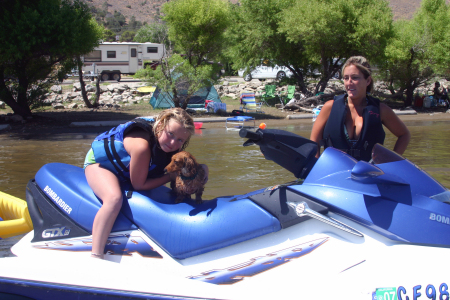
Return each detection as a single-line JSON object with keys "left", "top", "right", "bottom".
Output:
{"left": 322, "top": 94, "right": 385, "bottom": 161}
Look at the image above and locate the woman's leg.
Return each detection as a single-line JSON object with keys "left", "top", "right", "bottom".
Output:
{"left": 85, "top": 164, "right": 123, "bottom": 259}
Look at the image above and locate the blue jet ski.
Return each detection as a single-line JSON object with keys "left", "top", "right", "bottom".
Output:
{"left": 0, "top": 128, "right": 449, "bottom": 300}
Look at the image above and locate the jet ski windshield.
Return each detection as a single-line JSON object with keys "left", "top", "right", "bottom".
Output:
{"left": 371, "top": 143, "right": 405, "bottom": 165}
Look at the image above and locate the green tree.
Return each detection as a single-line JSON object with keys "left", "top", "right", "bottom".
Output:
{"left": 113, "top": 11, "right": 126, "bottom": 26}
{"left": 377, "top": 0, "right": 450, "bottom": 106}
{"left": 377, "top": 20, "right": 434, "bottom": 106}
{"left": 224, "top": 0, "right": 313, "bottom": 95}
{"left": 120, "top": 30, "right": 136, "bottom": 42}
{"left": 135, "top": 54, "right": 214, "bottom": 109}
{"left": 226, "top": 0, "right": 392, "bottom": 96}
{"left": 136, "top": 0, "right": 230, "bottom": 109}
{"left": 105, "top": 10, "right": 126, "bottom": 32}
{"left": 105, "top": 17, "right": 120, "bottom": 32}
{"left": 129, "top": 15, "right": 137, "bottom": 30}
{"left": 163, "top": 0, "right": 230, "bottom": 67}
{"left": 414, "top": 0, "right": 450, "bottom": 75}
{"left": 104, "top": 29, "right": 116, "bottom": 42}
{"left": 134, "top": 22, "right": 169, "bottom": 47}
{"left": 0, "top": 0, "right": 104, "bottom": 118}
{"left": 279, "top": 0, "right": 393, "bottom": 94}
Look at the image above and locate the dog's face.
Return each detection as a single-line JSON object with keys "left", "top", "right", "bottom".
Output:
{"left": 166, "top": 151, "right": 206, "bottom": 204}
{"left": 165, "top": 151, "right": 198, "bottom": 176}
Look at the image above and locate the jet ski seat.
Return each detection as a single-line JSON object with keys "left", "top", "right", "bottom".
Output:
{"left": 35, "top": 163, "right": 281, "bottom": 259}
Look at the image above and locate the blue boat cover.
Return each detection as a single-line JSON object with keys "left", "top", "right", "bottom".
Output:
{"left": 35, "top": 163, "right": 281, "bottom": 259}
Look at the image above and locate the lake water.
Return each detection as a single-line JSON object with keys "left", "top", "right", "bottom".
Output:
{"left": 1, "top": 119, "right": 449, "bottom": 256}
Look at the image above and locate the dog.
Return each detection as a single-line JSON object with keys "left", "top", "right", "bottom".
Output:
{"left": 165, "top": 151, "right": 207, "bottom": 204}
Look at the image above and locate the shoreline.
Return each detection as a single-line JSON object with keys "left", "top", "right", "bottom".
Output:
{"left": 1, "top": 108, "right": 450, "bottom": 136}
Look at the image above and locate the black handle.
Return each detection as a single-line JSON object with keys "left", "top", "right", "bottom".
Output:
{"left": 239, "top": 128, "right": 262, "bottom": 141}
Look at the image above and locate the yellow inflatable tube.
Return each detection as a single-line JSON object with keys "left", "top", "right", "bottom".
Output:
{"left": 0, "top": 191, "right": 33, "bottom": 239}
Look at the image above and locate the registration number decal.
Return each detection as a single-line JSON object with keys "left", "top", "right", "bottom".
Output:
{"left": 373, "top": 283, "right": 449, "bottom": 300}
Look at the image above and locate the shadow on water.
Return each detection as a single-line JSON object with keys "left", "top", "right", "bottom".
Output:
{"left": 33, "top": 110, "right": 143, "bottom": 124}
{"left": 2, "top": 111, "right": 145, "bottom": 141}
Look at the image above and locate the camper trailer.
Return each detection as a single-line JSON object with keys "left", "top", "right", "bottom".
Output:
{"left": 82, "top": 42, "right": 165, "bottom": 81}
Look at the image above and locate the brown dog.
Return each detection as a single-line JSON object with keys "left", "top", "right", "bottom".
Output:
{"left": 165, "top": 151, "right": 207, "bottom": 204}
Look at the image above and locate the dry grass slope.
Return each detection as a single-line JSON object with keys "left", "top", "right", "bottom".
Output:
{"left": 89, "top": 0, "right": 450, "bottom": 23}
{"left": 388, "top": 0, "right": 421, "bottom": 20}
{"left": 84, "top": 0, "right": 239, "bottom": 23}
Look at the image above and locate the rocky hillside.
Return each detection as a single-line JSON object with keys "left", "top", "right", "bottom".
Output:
{"left": 84, "top": 0, "right": 238, "bottom": 24}
{"left": 83, "top": 0, "right": 434, "bottom": 24}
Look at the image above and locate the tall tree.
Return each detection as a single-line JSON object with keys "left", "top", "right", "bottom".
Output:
{"left": 278, "top": 0, "right": 393, "bottom": 94}
{"left": 135, "top": 54, "right": 215, "bottom": 109}
{"left": 129, "top": 16, "right": 138, "bottom": 30}
{"left": 377, "top": 20, "right": 434, "bottom": 106}
{"left": 135, "top": 0, "right": 230, "bottom": 108}
{"left": 104, "top": 29, "right": 116, "bottom": 42}
{"left": 0, "top": 0, "right": 103, "bottom": 118}
{"left": 134, "top": 22, "right": 169, "bottom": 47}
{"left": 163, "top": 0, "right": 230, "bottom": 68}
{"left": 377, "top": 0, "right": 450, "bottom": 106}
{"left": 120, "top": 31, "right": 136, "bottom": 42}
{"left": 224, "top": 0, "right": 314, "bottom": 95}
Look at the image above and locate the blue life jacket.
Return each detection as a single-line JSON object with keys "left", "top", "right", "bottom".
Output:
{"left": 91, "top": 117, "right": 176, "bottom": 181}
{"left": 322, "top": 94, "right": 385, "bottom": 161}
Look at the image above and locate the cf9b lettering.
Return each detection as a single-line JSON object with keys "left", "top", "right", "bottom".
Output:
{"left": 398, "top": 284, "right": 449, "bottom": 300}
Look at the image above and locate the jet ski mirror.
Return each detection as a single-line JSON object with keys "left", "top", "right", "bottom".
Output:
{"left": 351, "top": 160, "right": 384, "bottom": 182}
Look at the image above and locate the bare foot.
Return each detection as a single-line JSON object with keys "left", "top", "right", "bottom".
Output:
{"left": 91, "top": 253, "right": 104, "bottom": 259}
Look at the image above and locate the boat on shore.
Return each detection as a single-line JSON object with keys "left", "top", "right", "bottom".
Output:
{"left": 0, "top": 127, "right": 449, "bottom": 299}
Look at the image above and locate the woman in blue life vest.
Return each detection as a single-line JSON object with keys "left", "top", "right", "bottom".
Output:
{"left": 84, "top": 108, "right": 208, "bottom": 259}
{"left": 310, "top": 56, "right": 410, "bottom": 162}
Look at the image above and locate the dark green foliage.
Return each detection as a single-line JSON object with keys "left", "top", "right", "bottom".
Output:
{"left": 104, "top": 29, "right": 116, "bottom": 42}
{"left": 0, "top": 0, "right": 103, "bottom": 117}
{"left": 129, "top": 16, "right": 137, "bottom": 30}
{"left": 120, "top": 31, "right": 136, "bottom": 42}
{"left": 377, "top": 0, "right": 450, "bottom": 106}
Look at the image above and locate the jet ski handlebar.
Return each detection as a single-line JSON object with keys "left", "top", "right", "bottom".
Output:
{"left": 239, "top": 128, "right": 318, "bottom": 179}
{"left": 239, "top": 128, "right": 262, "bottom": 145}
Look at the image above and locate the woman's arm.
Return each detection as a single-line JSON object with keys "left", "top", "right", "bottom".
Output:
{"left": 380, "top": 103, "right": 411, "bottom": 155}
{"left": 310, "top": 100, "right": 334, "bottom": 158}
{"left": 124, "top": 130, "right": 173, "bottom": 190}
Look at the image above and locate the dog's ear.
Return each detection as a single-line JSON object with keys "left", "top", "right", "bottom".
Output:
{"left": 190, "top": 154, "right": 198, "bottom": 165}
{"left": 183, "top": 155, "right": 196, "bottom": 174}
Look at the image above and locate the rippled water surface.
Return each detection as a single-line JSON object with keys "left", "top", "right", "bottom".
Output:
{"left": 1, "top": 119, "right": 449, "bottom": 256}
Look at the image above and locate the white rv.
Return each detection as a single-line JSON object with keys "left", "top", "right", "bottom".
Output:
{"left": 82, "top": 42, "right": 165, "bottom": 81}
